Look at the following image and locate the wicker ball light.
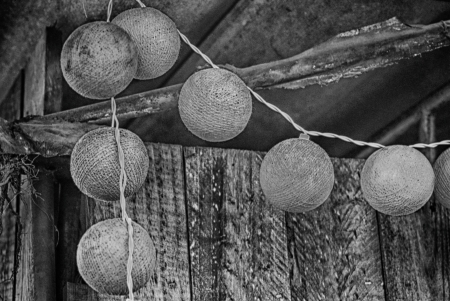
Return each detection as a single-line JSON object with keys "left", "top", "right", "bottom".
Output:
{"left": 61, "top": 21, "right": 138, "bottom": 99}
{"left": 70, "top": 127, "right": 149, "bottom": 202}
{"left": 178, "top": 68, "right": 252, "bottom": 142}
{"left": 260, "top": 137, "right": 335, "bottom": 213}
{"left": 113, "top": 7, "right": 180, "bottom": 80}
{"left": 434, "top": 148, "right": 450, "bottom": 209}
{"left": 361, "top": 145, "right": 434, "bottom": 216}
{"left": 77, "top": 218, "right": 156, "bottom": 295}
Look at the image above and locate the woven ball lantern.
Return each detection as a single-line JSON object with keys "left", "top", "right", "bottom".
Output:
{"left": 70, "top": 127, "right": 149, "bottom": 201}
{"left": 434, "top": 148, "right": 450, "bottom": 209}
{"left": 260, "top": 137, "right": 335, "bottom": 212}
{"left": 361, "top": 145, "right": 434, "bottom": 216}
{"left": 77, "top": 218, "right": 156, "bottom": 295}
{"left": 61, "top": 21, "right": 138, "bottom": 99}
{"left": 112, "top": 7, "right": 180, "bottom": 80}
{"left": 178, "top": 68, "right": 252, "bottom": 142}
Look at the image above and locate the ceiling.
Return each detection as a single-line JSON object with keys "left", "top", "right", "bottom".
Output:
{"left": 3, "top": 0, "right": 450, "bottom": 158}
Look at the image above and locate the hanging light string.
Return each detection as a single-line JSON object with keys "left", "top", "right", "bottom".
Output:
{"left": 106, "top": 2, "right": 135, "bottom": 300}
{"left": 111, "top": 97, "right": 135, "bottom": 301}
{"left": 106, "top": 0, "right": 113, "bottom": 22}
{"left": 135, "top": 0, "right": 450, "bottom": 150}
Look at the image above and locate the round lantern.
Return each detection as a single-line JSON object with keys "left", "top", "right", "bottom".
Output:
{"left": 77, "top": 218, "right": 156, "bottom": 295}
{"left": 260, "top": 137, "right": 335, "bottom": 212}
{"left": 112, "top": 7, "right": 180, "bottom": 80}
{"left": 361, "top": 145, "right": 434, "bottom": 216}
{"left": 434, "top": 148, "right": 450, "bottom": 209}
{"left": 178, "top": 68, "right": 252, "bottom": 142}
{"left": 61, "top": 21, "right": 138, "bottom": 99}
{"left": 70, "top": 127, "right": 149, "bottom": 201}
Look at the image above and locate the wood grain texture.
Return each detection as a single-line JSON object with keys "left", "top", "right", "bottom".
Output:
{"left": 287, "top": 158, "right": 384, "bottom": 301}
{"left": 166, "top": 0, "right": 450, "bottom": 87}
{"left": 15, "top": 177, "right": 34, "bottom": 301}
{"left": 0, "top": 182, "right": 18, "bottom": 301}
{"left": 64, "top": 282, "right": 99, "bottom": 301}
{"left": 0, "top": 72, "right": 22, "bottom": 301}
{"left": 0, "top": 72, "right": 22, "bottom": 121}
{"left": 378, "top": 207, "right": 445, "bottom": 300}
{"left": 184, "top": 146, "right": 291, "bottom": 301}
{"left": 376, "top": 103, "right": 449, "bottom": 300}
{"left": 44, "top": 27, "right": 63, "bottom": 115}
{"left": 0, "top": 0, "right": 58, "bottom": 104}
{"left": 30, "top": 171, "right": 57, "bottom": 301}
{"left": 377, "top": 104, "right": 449, "bottom": 300}
{"left": 84, "top": 143, "right": 190, "bottom": 301}
{"left": 56, "top": 180, "right": 83, "bottom": 301}
{"left": 23, "top": 32, "right": 46, "bottom": 117}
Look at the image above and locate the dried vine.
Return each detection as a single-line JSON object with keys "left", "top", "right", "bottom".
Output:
{"left": 0, "top": 154, "right": 38, "bottom": 282}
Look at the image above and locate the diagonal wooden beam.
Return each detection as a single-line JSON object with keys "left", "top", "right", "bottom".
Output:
{"left": 353, "top": 80, "right": 450, "bottom": 159}
{"left": 2, "top": 17, "right": 450, "bottom": 157}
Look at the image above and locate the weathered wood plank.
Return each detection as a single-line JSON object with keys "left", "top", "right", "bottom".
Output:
{"left": 83, "top": 143, "right": 190, "bottom": 300}
{"left": 2, "top": 18, "right": 450, "bottom": 157}
{"left": 15, "top": 177, "right": 34, "bottom": 301}
{"left": 15, "top": 171, "right": 57, "bottom": 301}
{"left": 56, "top": 180, "right": 83, "bottom": 301}
{"left": 64, "top": 282, "right": 99, "bottom": 301}
{"left": 166, "top": 1, "right": 450, "bottom": 87}
{"left": 0, "top": 0, "right": 58, "bottom": 104}
{"left": 287, "top": 159, "right": 384, "bottom": 301}
{"left": 0, "top": 72, "right": 22, "bottom": 121}
{"left": 50, "top": 17, "right": 450, "bottom": 124}
{"left": 184, "top": 146, "right": 291, "bottom": 301}
{"left": 378, "top": 208, "right": 446, "bottom": 300}
{"left": 0, "top": 70, "right": 22, "bottom": 301}
{"left": 376, "top": 104, "right": 449, "bottom": 300}
{"left": 23, "top": 31, "right": 46, "bottom": 117}
{"left": 31, "top": 171, "right": 57, "bottom": 301}
{"left": 0, "top": 180, "right": 19, "bottom": 301}
{"left": 377, "top": 105, "right": 449, "bottom": 300}
{"left": 44, "top": 27, "right": 63, "bottom": 115}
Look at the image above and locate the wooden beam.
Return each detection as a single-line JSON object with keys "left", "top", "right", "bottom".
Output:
{"left": 353, "top": 80, "right": 450, "bottom": 158}
{"left": 2, "top": 17, "right": 450, "bottom": 157}
{"left": 0, "top": 0, "right": 58, "bottom": 105}
{"left": 43, "top": 17, "right": 450, "bottom": 124}
{"left": 23, "top": 32, "right": 46, "bottom": 117}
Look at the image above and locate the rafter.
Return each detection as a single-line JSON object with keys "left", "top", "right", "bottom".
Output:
{"left": 2, "top": 17, "right": 450, "bottom": 157}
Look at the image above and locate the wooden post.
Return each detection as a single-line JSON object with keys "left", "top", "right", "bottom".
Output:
{"left": 15, "top": 170, "right": 57, "bottom": 301}
{"left": 56, "top": 180, "right": 82, "bottom": 301}
{"left": 14, "top": 26, "right": 63, "bottom": 301}
{"left": 419, "top": 110, "right": 436, "bottom": 163}
{"left": 32, "top": 170, "right": 57, "bottom": 301}
{"left": 0, "top": 72, "right": 23, "bottom": 301}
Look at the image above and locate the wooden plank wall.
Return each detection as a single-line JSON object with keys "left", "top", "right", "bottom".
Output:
{"left": 1, "top": 140, "right": 449, "bottom": 300}
{"left": 53, "top": 142, "right": 450, "bottom": 301}
{"left": 287, "top": 159, "right": 384, "bottom": 301}
{"left": 78, "top": 144, "right": 190, "bottom": 300}
{"left": 184, "top": 147, "right": 291, "bottom": 301}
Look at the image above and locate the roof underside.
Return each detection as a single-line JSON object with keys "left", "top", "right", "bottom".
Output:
{"left": 2, "top": 0, "right": 450, "bottom": 157}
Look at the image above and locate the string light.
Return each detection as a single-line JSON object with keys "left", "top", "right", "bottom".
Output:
{"left": 134, "top": 0, "right": 450, "bottom": 150}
